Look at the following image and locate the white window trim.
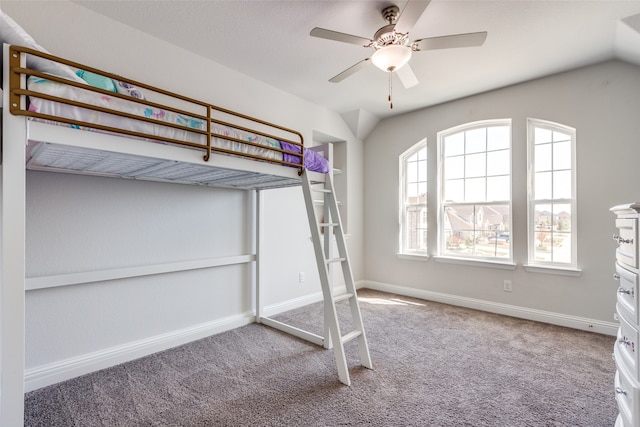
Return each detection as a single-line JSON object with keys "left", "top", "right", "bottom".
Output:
{"left": 437, "top": 119, "right": 513, "bottom": 264}
{"left": 526, "top": 118, "right": 577, "bottom": 269}
{"left": 399, "top": 139, "right": 428, "bottom": 256}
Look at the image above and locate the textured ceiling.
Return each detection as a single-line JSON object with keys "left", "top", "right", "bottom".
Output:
{"left": 71, "top": 1, "right": 640, "bottom": 129}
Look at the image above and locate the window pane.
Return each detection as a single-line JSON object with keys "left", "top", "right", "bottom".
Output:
{"left": 445, "top": 179, "right": 464, "bottom": 202}
{"left": 466, "top": 129, "right": 486, "bottom": 153}
{"left": 465, "top": 177, "right": 486, "bottom": 201}
{"left": 445, "top": 156, "right": 464, "bottom": 179}
{"left": 418, "top": 161, "right": 427, "bottom": 182}
{"left": 407, "top": 183, "right": 418, "bottom": 198}
{"left": 535, "top": 172, "right": 552, "bottom": 200}
{"left": 554, "top": 203, "right": 571, "bottom": 232}
{"left": 551, "top": 232, "right": 572, "bottom": 263}
{"left": 443, "top": 205, "right": 474, "bottom": 256}
{"left": 535, "top": 127, "right": 552, "bottom": 144}
{"left": 407, "top": 161, "right": 418, "bottom": 182}
{"left": 487, "top": 149, "right": 509, "bottom": 176}
{"left": 487, "top": 176, "right": 510, "bottom": 201}
{"left": 553, "top": 140, "right": 571, "bottom": 170}
{"left": 417, "top": 183, "right": 427, "bottom": 203}
{"left": 487, "top": 126, "right": 510, "bottom": 151}
{"left": 553, "top": 170, "right": 572, "bottom": 199}
{"left": 465, "top": 153, "right": 486, "bottom": 177}
{"left": 534, "top": 204, "right": 552, "bottom": 231}
{"left": 535, "top": 144, "right": 552, "bottom": 172}
{"left": 405, "top": 206, "right": 427, "bottom": 252}
{"left": 553, "top": 130, "right": 571, "bottom": 142}
{"left": 445, "top": 133, "right": 464, "bottom": 156}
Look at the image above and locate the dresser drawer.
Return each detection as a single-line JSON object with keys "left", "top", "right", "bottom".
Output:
{"left": 617, "top": 316, "right": 640, "bottom": 381}
{"left": 616, "top": 218, "right": 639, "bottom": 269}
{"left": 615, "top": 365, "right": 640, "bottom": 427}
{"left": 617, "top": 263, "right": 640, "bottom": 326}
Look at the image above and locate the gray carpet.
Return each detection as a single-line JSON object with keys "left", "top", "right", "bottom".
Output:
{"left": 25, "top": 289, "right": 617, "bottom": 426}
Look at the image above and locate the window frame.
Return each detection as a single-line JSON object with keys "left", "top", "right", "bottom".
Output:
{"left": 526, "top": 118, "right": 578, "bottom": 270}
{"left": 399, "top": 139, "right": 428, "bottom": 256}
{"left": 437, "top": 119, "right": 513, "bottom": 264}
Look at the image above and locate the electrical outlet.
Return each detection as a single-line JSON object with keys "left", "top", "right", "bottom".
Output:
{"left": 299, "top": 272, "right": 305, "bottom": 283}
{"left": 503, "top": 280, "right": 512, "bottom": 292}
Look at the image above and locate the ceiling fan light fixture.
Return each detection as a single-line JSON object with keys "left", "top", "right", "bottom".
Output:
{"left": 371, "top": 44, "right": 412, "bottom": 72}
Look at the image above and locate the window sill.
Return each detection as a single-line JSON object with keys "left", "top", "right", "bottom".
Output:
{"left": 396, "top": 253, "right": 429, "bottom": 261}
{"left": 434, "top": 256, "right": 516, "bottom": 270}
{"left": 523, "top": 264, "right": 582, "bottom": 277}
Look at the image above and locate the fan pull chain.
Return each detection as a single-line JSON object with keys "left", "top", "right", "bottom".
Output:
{"left": 388, "top": 71, "right": 393, "bottom": 109}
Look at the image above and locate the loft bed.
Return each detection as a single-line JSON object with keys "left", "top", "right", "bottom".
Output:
{"left": 6, "top": 44, "right": 331, "bottom": 188}
{"left": 0, "top": 12, "right": 367, "bottom": 424}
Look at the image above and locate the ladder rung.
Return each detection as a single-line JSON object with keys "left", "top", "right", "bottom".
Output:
{"left": 326, "top": 257, "right": 346, "bottom": 264}
{"left": 312, "top": 188, "right": 332, "bottom": 193}
{"left": 333, "top": 292, "right": 353, "bottom": 303}
{"left": 341, "top": 330, "right": 362, "bottom": 344}
{"left": 319, "top": 222, "right": 339, "bottom": 228}
{"left": 313, "top": 200, "right": 342, "bottom": 206}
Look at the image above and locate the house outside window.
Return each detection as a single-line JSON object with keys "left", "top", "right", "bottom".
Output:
{"left": 399, "top": 139, "right": 427, "bottom": 255}
{"left": 527, "top": 119, "right": 577, "bottom": 268}
{"left": 438, "top": 120, "right": 512, "bottom": 262}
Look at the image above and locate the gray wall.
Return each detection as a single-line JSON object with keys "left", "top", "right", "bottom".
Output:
{"left": 364, "top": 60, "right": 640, "bottom": 325}
{"left": 2, "top": 0, "right": 364, "bottom": 388}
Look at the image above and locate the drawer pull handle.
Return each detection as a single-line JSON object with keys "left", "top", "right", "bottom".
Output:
{"left": 619, "top": 287, "right": 635, "bottom": 297}
{"left": 618, "top": 337, "right": 632, "bottom": 347}
{"left": 614, "top": 273, "right": 621, "bottom": 281}
{"left": 614, "top": 313, "right": 620, "bottom": 321}
{"left": 616, "top": 386, "right": 628, "bottom": 396}
{"left": 613, "top": 234, "right": 634, "bottom": 245}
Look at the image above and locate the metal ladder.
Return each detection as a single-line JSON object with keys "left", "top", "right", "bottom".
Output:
{"left": 300, "top": 169, "right": 372, "bottom": 386}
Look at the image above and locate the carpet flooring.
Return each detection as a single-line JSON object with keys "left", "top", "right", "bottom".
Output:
{"left": 24, "top": 289, "right": 617, "bottom": 426}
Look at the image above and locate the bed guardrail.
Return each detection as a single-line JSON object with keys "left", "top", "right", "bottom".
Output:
{"left": 8, "top": 45, "right": 305, "bottom": 173}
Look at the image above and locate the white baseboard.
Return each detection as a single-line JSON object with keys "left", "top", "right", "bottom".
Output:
{"left": 24, "top": 311, "right": 254, "bottom": 392}
{"left": 25, "top": 286, "right": 348, "bottom": 392}
{"left": 260, "top": 285, "right": 347, "bottom": 318}
{"left": 363, "top": 280, "right": 618, "bottom": 336}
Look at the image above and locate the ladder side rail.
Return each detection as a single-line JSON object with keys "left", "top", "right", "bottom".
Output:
{"left": 322, "top": 177, "right": 334, "bottom": 349}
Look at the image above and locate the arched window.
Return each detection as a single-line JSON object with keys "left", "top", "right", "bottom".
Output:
{"left": 437, "top": 120, "right": 512, "bottom": 262}
{"left": 399, "top": 139, "right": 427, "bottom": 255}
{"left": 527, "top": 119, "right": 577, "bottom": 269}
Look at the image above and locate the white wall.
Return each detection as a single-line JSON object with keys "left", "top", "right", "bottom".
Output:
{"left": 364, "top": 60, "right": 640, "bottom": 328}
{"left": 2, "top": 0, "right": 363, "bottom": 388}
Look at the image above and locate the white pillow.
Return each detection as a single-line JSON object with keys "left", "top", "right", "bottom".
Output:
{"left": 0, "top": 11, "right": 85, "bottom": 83}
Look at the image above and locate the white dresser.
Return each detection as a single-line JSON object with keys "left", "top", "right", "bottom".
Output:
{"left": 612, "top": 203, "right": 640, "bottom": 427}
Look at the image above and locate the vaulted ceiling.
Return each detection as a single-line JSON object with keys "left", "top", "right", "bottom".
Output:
{"left": 72, "top": 0, "right": 640, "bottom": 135}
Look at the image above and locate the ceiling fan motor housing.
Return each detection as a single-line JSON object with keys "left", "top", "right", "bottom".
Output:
{"left": 373, "top": 6, "right": 409, "bottom": 49}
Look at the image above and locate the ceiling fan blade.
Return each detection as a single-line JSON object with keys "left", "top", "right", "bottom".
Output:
{"left": 310, "top": 27, "right": 372, "bottom": 47}
{"left": 396, "top": 64, "right": 419, "bottom": 89}
{"left": 329, "top": 58, "right": 371, "bottom": 83}
{"left": 394, "top": 0, "right": 431, "bottom": 34}
{"left": 413, "top": 31, "right": 488, "bottom": 51}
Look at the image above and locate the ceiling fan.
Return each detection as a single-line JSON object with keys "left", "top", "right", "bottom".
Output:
{"left": 310, "top": 0, "right": 487, "bottom": 108}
